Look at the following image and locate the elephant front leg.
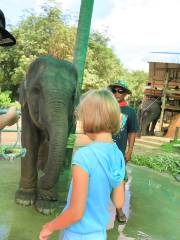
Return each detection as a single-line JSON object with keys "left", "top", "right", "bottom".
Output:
{"left": 35, "top": 127, "right": 68, "bottom": 214}
{"left": 15, "top": 104, "right": 40, "bottom": 206}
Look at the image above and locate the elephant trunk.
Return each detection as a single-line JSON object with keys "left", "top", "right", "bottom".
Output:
{"left": 38, "top": 104, "right": 69, "bottom": 195}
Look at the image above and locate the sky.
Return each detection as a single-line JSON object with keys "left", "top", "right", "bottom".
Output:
{"left": 1, "top": 0, "right": 180, "bottom": 72}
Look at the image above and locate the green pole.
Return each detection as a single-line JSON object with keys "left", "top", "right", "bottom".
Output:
{"left": 73, "top": 0, "right": 95, "bottom": 89}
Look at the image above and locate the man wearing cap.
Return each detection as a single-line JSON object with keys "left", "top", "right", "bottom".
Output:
{"left": 0, "top": 9, "right": 19, "bottom": 129}
{"left": 108, "top": 80, "right": 139, "bottom": 223}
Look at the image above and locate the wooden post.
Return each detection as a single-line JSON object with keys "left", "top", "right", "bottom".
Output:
{"left": 174, "top": 127, "right": 180, "bottom": 141}
{"left": 158, "top": 71, "right": 169, "bottom": 132}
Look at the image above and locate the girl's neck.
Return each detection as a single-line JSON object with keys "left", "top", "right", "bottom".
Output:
{"left": 87, "top": 132, "right": 113, "bottom": 143}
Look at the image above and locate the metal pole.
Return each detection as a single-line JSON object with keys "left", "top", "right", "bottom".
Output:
{"left": 73, "top": 0, "right": 95, "bottom": 89}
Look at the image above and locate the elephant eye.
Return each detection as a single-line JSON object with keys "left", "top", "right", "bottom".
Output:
{"left": 72, "top": 91, "right": 75, "bottom": 101}
{"left": 33, "top": 87, "right": 40, "bottom": 94}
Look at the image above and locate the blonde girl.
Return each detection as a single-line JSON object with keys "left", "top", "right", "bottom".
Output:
{"left": 39, "top": 89, "right": 125, "bottom": 240}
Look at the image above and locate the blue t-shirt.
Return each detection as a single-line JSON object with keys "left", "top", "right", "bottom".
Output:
{"left": 64, "top": 142, "right": 125, "bottom": 234}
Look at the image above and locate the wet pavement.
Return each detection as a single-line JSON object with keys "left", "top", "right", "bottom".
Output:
{"left": 120, "top": 164, "right": 180, "bottom": 240}
{"left": 0, "top": 159, "right": 179, "bottom": 239}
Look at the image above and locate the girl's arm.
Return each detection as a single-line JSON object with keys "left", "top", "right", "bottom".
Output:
{"left": 111, "top": 181, "right": 125, "bottom": 209}
{"left": 39, "top": 165, "right": 89, "bottom": 240}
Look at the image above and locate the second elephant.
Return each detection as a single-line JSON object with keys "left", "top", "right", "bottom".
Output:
{"left": 137, "top": 96, "right": 161, "bottom": 136}
{"left": 15, "top": 56, "right": 79, "bottom": 214}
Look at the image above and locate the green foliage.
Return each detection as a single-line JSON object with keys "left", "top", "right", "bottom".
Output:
{"left": 83, "top": 32, "right": 125, "bottom": 90}
{"left": 0, "top": 91, "right": 12, "bottom": 107}
{"left": 122, "top": 70, "right": 148, "bottom": 107}
{"left": 160, "top": 140, "right": 180, "bottom": 153}
{"left": 0, "top": 2, "right": 148, "bottom": 105}
{"left": 0, "top": 5, "right": 75, "bottom": 92}
{"left": 0, "top": 91, "right": 21, "bottom": 108}
{"left": 132, "top": 153, "right": 180, "bottom": 177}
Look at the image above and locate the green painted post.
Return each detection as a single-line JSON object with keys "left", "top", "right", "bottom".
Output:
{"left": 73, "top": 0, "right": 94, "bottom": 89}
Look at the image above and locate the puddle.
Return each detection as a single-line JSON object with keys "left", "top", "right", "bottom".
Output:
{"left": 0, "top": 159, "right": 179, "bottom": 240}
{"left": 122, "top": 164, "right": 180, "bottom": 240}
{"left": 0, "top": 224, "right": 10, "bottom": 240}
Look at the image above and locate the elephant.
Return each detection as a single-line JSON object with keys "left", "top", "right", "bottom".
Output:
{"left": 137, "top": 96, "right": 161, "bottom": 136}
{"left": 15, "top": 56, "right": 79, "bottom": 214}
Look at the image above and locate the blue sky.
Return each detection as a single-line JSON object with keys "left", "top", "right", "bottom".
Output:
{"left": 1, "top": 0, "right": 180, "bottom": 71}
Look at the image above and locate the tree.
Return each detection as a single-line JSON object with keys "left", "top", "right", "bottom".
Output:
{"left": 83, "top": 32, "right": 125, "bottom": 91}
{"left": 0, "top": 6, "right": 76, "bottom": 99}
{"left": 0, "top": 4, "right": 148, "bottom": 103}
{"left": 123, "top": 70, "right": 148, "bottom": 107}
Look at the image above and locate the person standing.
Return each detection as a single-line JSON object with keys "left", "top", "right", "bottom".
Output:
{"left": 39, "top": 89, "right": 125, "bottom": 240}
{"left": 0, "top": 10, "right": 18, "bottom": 129}
{"left": 108, "top": 80, "right": 139, "bottom": 223}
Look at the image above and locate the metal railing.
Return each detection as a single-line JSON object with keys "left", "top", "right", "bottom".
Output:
{"left": 0, "top": 108, "right": 21, "bottom": 146}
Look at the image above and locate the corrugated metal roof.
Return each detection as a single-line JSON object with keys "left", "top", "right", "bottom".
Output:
{"left": 144, "top": 52, "right": 180, "bottom": 64}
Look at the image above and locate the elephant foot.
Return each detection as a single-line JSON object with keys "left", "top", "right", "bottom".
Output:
{"left": 35, "top": 199, "right": 59, "bottom": 215}
{"left": 149, "top": 131, "right": 155, "bottom": 136}
{"left": 34, "top": 189, "right": 59, "bottom": 214}
{"left": 15, "top": 188, "right": 36, "bottom": 206}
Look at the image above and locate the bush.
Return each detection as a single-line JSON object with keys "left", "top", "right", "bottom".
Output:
{"left": 0, "top": 91, "right": 12, "bottom": 108}
{"left": 0, "top": 91, "right": 21, "bottom": 109}
{"left": 132, "top": 153, "right": 180, "bottom": 177}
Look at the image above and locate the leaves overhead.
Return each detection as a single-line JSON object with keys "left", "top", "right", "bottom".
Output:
{"left": 0, "top": 2, "right": 148, "bottom": 104}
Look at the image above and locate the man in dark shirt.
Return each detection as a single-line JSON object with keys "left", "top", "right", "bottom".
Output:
{"left": 108, "top": 80, "right": 139, "bottom": 223}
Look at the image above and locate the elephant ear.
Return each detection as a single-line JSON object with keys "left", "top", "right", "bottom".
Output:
{"left": 18, "top": 79, "right": 27, "bottom": 107}
{"left": 72, "top": 66, "right": 80, "bottom": 111}
{"left": 69, "top": 66, "right": 80, "bottom": 135}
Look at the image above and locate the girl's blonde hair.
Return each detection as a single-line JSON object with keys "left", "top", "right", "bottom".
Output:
{"left": 76, "top": 89, "right": 120, "bottom": 134}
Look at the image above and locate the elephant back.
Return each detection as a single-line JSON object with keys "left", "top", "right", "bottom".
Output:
{"left": 141, "top": 97, "right": 161, "bottom": 113}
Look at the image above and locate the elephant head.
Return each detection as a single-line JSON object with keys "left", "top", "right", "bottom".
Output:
{"left": 15, "top": 56, "right": 79, "bottom": 214}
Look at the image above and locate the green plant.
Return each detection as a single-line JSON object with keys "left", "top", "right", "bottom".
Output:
{"left": 132, "top": 153, "right": 180, "bottom": 177}
{"left": 160, "top": 140, "right": 180, "bottom": 153}
{"left": 0, "top": 91, "right": 12, "bottom": 108}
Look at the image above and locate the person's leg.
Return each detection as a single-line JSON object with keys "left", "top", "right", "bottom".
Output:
{"left": 116, "top": 208, "right": 127, "bottom": 223}
{"left": 85, "top": 230, "right": 107, "bottom": 240}
{"left": 116, "top": 168, "right": 128, "bottom": 224}
{"left": 59, "top": 231, "right": 64, "bottom": 240}
{"left": 62, "top": 231, "right": 82, "bottom": 240}
{"left": 62, "top": 230, "right": 106, "bottom": 240}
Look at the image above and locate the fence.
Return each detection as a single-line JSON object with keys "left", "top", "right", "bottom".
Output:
{"left": 0, "top": 109, "right": 21, "bottom": 146}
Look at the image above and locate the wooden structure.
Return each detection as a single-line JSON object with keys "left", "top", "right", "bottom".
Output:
{"left": 144, "top": 52, "right": 180, "bottom": 133}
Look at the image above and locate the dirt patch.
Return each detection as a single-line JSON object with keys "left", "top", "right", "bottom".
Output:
{"left": 133, "top": 145, "right": 163, "bottom": 156}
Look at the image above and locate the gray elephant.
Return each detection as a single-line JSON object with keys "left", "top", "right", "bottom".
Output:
{"left": 15, "top": 56, "right": 79, "bottom": 214}
{"left": 137, "top": 96, "right": 161, "bottom": 136}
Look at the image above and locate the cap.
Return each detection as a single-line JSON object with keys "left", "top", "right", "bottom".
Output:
{"left": 108, "top": 80, "right": 132, "bottom": 94}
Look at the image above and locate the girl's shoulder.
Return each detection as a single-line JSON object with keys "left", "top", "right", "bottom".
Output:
{"left": 72, "top": 145, "right": 97, "bottom": 174}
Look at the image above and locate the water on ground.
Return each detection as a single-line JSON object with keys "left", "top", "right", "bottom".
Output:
{"left": 0, "top": 159, "right": 179, "bottom": 240}
{"left": 121, "top": 165, "right": 180, "bottom": 240}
